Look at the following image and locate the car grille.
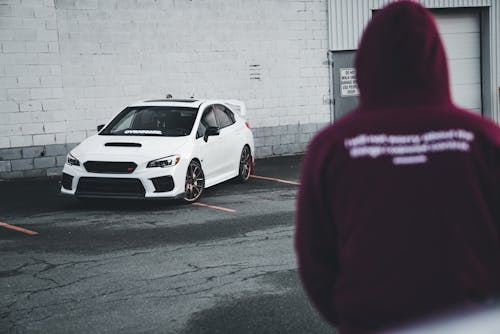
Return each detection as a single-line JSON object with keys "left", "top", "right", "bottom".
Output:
{"left": 76, "top": 177, "right": 145, "bottom": 197}
{"left": 84, "top": 161, "right": 137, "bottom": 174}
{"left": 151, "top": 175, "right": 175, "bottom": 192}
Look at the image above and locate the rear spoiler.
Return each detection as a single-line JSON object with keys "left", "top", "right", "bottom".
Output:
{"left": 223, "top": 100, "right": 247, "bottom": 117}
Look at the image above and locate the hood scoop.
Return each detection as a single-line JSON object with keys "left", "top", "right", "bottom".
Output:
{"left": 105, "top": 142, "right": 142, "bottom": 147}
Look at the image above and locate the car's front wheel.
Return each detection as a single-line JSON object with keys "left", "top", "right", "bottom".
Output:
{"left": 183, "top": 160, "right": 205, "bottom": 203}
{"left": 237, "top": 145, "right": 252, "bottom": 183}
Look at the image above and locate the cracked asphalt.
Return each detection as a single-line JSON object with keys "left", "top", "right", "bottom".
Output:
{"left": 0, "top": 155, "right": 336, "bottom": 334}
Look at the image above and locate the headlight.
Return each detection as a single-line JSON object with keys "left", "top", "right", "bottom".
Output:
{"left": 66, "top": 153, "right": 80, "bottom": 166}
{"left": 147, "top": 155, "right": 181, "bottom": 168}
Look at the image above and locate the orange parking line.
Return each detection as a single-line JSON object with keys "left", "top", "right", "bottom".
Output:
{"left": 192, "top": 202, "right": 236, "bottom": 213}
{"left": 250, "top": 175, "right": 301, "bottom": 186}
{"left": 0, "top": 222, "right": 39, "bottom": 235}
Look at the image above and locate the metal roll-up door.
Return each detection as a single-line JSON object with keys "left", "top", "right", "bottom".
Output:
{"left": 433, "top": 9, "right": 482, "bottom": 114}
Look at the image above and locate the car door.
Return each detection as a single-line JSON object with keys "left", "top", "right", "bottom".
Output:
{"left": 193, "top": 106, "right": 224, "bottom": 182}
{"left": 213, "top": 104, "right": 240, "bottom": 175}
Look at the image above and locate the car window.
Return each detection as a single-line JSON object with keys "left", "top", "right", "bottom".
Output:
{"left": 100, "top": 106, "right": 198, "bottom": 137}
{"left": 197, "top": 107, "right": 218, "bottom": 139}
{"left": 112, "top": 111, "right": 136, "bottom": 132}
{"left": 214, "top": 105, "right": 235, "bottom": 129}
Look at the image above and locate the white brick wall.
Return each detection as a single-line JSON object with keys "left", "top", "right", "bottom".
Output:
{"left": 0, "top": 0, "right": 331, "bottom": 154}
{"left": 0, "top": 0, "right": 65, "bottom": 150}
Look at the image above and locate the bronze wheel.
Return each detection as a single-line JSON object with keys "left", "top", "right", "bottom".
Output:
{"left": 183, "top": 160, "right": 205, "bottom": 203}
{"left": 237, "top": 146, "right": 251, "bottom": 182}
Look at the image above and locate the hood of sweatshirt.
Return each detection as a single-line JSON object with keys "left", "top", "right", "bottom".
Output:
{"left": 355, "top": 1, "right": 452, "bottom": 109}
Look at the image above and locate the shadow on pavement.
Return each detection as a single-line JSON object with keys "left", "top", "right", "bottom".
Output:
{"left": 181, "top": 270, "right": 335, "bottom": 334}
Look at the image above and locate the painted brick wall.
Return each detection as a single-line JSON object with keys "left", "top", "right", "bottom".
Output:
{"left": 0, "top": 0, "right": 331, "bottom": 179}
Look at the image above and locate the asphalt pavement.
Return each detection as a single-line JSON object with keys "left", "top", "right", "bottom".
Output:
{"left": 0, "top": 154, "right": 337, "bottom": 334}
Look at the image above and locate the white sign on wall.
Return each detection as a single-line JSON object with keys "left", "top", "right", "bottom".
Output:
{"left": 340, "top": 68, "right": 359, "bottom": 97}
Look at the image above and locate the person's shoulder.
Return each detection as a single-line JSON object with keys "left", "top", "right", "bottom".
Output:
{"left": 449, "top": 106, "right": 500, "bottom": 145}
{"left": 305, "top": 109, "right": 364, "bottom": 167}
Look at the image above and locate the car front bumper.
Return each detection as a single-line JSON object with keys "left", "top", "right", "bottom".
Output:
{"left": 60, "top": 160, "right": 188, "bottom": 199}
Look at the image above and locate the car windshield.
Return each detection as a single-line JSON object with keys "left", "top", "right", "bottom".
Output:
{"left": 100, "top": 106, "right": 198, "bottom": 137}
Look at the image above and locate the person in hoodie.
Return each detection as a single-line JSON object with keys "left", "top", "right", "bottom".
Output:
{"left": 295, "top": 1, "right": 500, "bottom": 333}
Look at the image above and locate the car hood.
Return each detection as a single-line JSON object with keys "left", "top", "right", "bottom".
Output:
{"left": 71, "top": 135, "right": 191, "bottom": 163}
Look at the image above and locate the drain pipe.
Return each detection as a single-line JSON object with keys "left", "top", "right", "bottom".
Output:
{"left": 327, "top": 50, "right": 335, "bottom": 123}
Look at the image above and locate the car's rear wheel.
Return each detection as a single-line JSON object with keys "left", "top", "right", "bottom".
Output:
{"left": 183, "top": 160, "right": 205, "bottom": 203}
{"left": 237, "top": 145, "right": 252, "bottom": 183}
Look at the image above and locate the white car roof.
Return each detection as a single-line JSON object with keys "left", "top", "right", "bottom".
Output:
{"left": 129, "top": 98, "right": 247, "bottom": 116}
{"left": 129, "top": 98, "right": 204, "bottom": 108}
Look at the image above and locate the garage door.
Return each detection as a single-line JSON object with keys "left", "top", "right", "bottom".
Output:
{"left": 433, "top": 9, "right": 482, "bottom": 114}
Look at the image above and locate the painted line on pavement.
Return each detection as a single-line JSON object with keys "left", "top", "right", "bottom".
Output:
{"left": 0, "top": 222, "right": 39, "bottom": 235}
{"left": 192, "top": 202, "right": 236, "bottom": 213}
{"left": 250, "top": 175, "right": 301, "bottom": 186}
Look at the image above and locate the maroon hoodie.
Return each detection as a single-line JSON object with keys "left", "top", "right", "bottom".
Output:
{"left": 295, "top": 1, "right": 500, "bottom": 333}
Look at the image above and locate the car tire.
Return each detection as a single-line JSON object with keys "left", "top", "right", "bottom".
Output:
{"left": 183, "top": 160, "right": 205, "bottom": 203}
{"left": 236, "top": 145, "right": 252, "bottom": 183}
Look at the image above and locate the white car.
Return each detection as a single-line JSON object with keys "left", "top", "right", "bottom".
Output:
{"left": 60, "top": 98, "right": 255, "bottom": 202}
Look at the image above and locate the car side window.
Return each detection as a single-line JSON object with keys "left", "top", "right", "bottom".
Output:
{"left": 197, "top": 107, "right": 218, "bottom": 139}
{"left": 214, "top": 105, "right": 235, "bottom": 129}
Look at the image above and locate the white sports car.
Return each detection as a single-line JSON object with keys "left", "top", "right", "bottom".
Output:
{"left": 60, "top": 98, "right": 255, "bottom": 202}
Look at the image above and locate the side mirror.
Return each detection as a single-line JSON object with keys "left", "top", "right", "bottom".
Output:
{"left": 97, "top": 124, "right": 105, "bottom": 132}
{"left": 204, "top": 127, "right": 219, "bottom": 142}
